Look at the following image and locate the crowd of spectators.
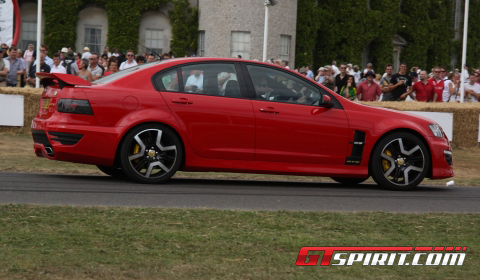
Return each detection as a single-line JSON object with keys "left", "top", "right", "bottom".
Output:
{"left": 0, "top": 43, "right": 170, "bottom": 88}
{"left": 288, "top": 60, "right": 480, "bottom": 102}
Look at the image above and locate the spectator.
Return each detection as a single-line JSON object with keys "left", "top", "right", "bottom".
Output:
{"left": 6, "top": 47, "right": 25, "bottom": 87}
{"left": 401, "top": 71, "right": 434, "bottom": 102}
{"left": 375, "top": 74, "right": 382, "bottom": 85}
{"left": 117, "top": 52, "right": 125, "bottom": 67}
{"left": 76, "top": 52, "right": 82, "bottom": 68}
{"left": 388, "top": 62, "right": 412, "bottom": 101}
{"left": 274, "top": 59, "right": 282, "bottom": 66}
{"left": 162, "top": 53, "right": 171, "bottom": 60}
{"left": 334, "top": 62, "right": 350, "bottom": 95}
{"left": 339, "top": 76, "right": 357, "bottom": 101}
{"left": 60, "top": 47, "right": 68, "bottom": 61}
{"left": 147, "top": 54, "right": 156, "bottom": 63}
{"left": 429, "top": 66, "right": 444, "bottom": 102}
{"left": 299, "top": 67, "right": 307, "bottom": 77}
{"left": 463, "top": 73, "right": 480, "bottom": 102}
{"left": 444, "top": 72, "right": 459, "bottom": 102}
{"left": 136, "top": 55, "right": 146, "bottom": 65}
{"left": 104, "top": 58, "right": 119, "bottom": 76}
{"left": 347, "top": 63, "right": 354, "bottom": 75}
{"left": 103, "top": 46, "right": 112, "bottom": 58}
{"left": 379, "top": 64, "right": 393, "bottom": 101}
{"left": 51, "top": 53, "right": 67, "bottom": 74}
{"left": 32, "top": 44, "right": 53, "bottom": 68}
{"left": 87, "top": 53, "right": 103, "bottom": 80}
{"left": 357, "top": 71, "right": 381, "bottom": 101}
{"left": 23, "top": 44, "right": 34, "bottom": 77}
{"left": 26, "top": 53, "right": 50, "bottom": 87}
{"left": 440, "top": 66, "right": 448, "bottom": 80}
{"left": 62, "top": 50, "right": 79, "bottom": 75}
{"left": 363, "top": 63, "right": 374, "bottom": 74}
{"left": 112, "top": 48, "right": 119, "bottom": 57}
{"left": 283, "top": 60, "right": 289, "bottom": 69}
{"left": 77, "top": 58, "right": 93, "bottom": 82}
{"left": 119, "top": 50, "right": 138, "bottom": 70}
{"left": 0, "top": 48, "right": 9, "bottom": 87}
{"left": 321, "top": 66, "right": 335, "bottom": 91}
{"left": 82, "top": 47, "right": 92, "bottom": 60}
{"left": 315, "top": 67, "right": 325, "bottom": 84}
{"left": 237, "top": 55, "right": 242, "bottom": 59}
{"left": 351, "top": 65, "right": 361, "bottom": 84}
{"left": 305, "top": 66, "right": 314, "bottom": 79}
{"left": 462, "top": 65, "right": 470, "bottom": 81}
{"left": 100, "top": 54, "right": 109, "bottom": 68}
{"left": 331, "top": 61, "right": 340, "bottom": 76}
{"left": 1, "top": 43, "right": 8, "bottom": 55}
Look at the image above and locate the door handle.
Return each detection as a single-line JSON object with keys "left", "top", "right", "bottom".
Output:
{"left": 171, "top": 98, "right": 193, "bottom": 105}
{"left": 259, "top": 107, "right": 279, "bottom": 114}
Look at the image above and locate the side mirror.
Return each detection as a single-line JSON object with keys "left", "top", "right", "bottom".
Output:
{"left": 320, "top": 95, "right": 334, "bottom": 108}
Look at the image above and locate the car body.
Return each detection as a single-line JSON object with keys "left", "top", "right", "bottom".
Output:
{"left": 31, "top": 57, "right": 453, "bottom": 190}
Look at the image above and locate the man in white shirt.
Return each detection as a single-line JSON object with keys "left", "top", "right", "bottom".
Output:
{"left": 81, "top": 47, "right": 92, "bottom": 60}
{"left": 185, "top": 70, "right": 204, "bottom": 93}
{"left": 119, "top": 50, "right": 138, "bottom": 70}
{"left": 50, "top": 54, "right": 67, "bottom": 74}
{"left": 104, "top": 46, "right": 112, "bottom": 58}
{"left": 463, "top": 73, "right": 480, "bottom": 102}
{"left": 331, "top": 61, "right": 340, "bottom": 76}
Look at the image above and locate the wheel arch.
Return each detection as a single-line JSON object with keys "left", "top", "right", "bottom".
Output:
{"left": 113, "top": 121, "right": 187, "bottom": 171}
{"left": 368, "top": 128, "right": 433, "bottom": 179}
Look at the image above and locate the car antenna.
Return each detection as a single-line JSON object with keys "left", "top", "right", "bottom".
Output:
{"left": 138, "top": 43, "right": 162, "bottom": 59}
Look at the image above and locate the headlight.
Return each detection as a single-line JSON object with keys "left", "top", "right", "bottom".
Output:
{"left": 429, "top": 124, "right": 444, "bottom": 138}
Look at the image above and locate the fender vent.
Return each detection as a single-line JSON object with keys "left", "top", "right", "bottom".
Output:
{"left": 346, "top": 131, "right": 366, "bottom": 165}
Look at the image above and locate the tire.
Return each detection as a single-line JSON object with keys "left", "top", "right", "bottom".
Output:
{"left": 370, "top": 132, "right": 430, "bottom": 191}
{"left": 96, "top": 165, "right": 125, "bottom": 178}
{"left": 331, "top": 177, "right": 368, "bottom": 185}
{"left": 119, "top": 124, "right": 183, "bottom": 184}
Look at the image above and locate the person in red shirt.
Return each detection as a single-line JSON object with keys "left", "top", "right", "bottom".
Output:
{"left": 357, "top": 71, "right": 382, "bottom": 101}
{"left": 429, "top": 66, "right": 444, "bottom": 102}
{"left": 401, "top": 71, "right": 434, "bottom": 102}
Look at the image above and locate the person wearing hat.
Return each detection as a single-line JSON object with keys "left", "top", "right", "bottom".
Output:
{"left": 82, "top": 47, "right": 92, "bottom": 60}
{"left": 321, "top": 66, "right": 335, "bottom": 91}
{"left": 0, "top": 48, "right": 10, "bottom": 87}
{"left": 60, "top": 47, "right": 69, "bottom": 61}
{"left": 315, "top": 67, "right": 325, "bottom": 83}
{"left": 357, "top": 71, "right": 381, "bottom": 101}
{"left": 61, "top": 50, "right": 79, "bottom": 75}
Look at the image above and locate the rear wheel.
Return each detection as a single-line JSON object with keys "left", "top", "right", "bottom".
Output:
{"left": 96, "top": 165, "right": 125, "bottom": 178}
{"left": 370, "top": 132, "right": 430, "bottom": 191}
{"left": 331, "top": 177, "right": 368, "bottom": 185}
{"left": 119, "top": 124, "right": 183, "bottom": 184}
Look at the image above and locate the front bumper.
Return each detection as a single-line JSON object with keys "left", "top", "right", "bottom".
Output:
{"left": 31, "top": 117, "right": 121, "bottom": 166}
{"left": 429, "top": 136, "right": 454, "bottom": 179}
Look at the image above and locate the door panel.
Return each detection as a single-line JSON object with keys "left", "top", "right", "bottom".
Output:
{"left": 252, "top": 101, "right": 349, "bottom": 164}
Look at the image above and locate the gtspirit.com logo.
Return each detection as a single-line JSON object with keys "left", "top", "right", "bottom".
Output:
{"left": 296, "top": 247, "right": 467, "bottom": 266}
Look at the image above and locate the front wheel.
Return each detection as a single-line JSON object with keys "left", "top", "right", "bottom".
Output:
{"left": 370, "top": 132, "right": 430, "bottom": 191}
{"left": 119, "top": 124, "right": 183, "bottom": 184}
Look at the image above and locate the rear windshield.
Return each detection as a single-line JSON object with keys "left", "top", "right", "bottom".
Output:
{"left": 94, "top": 60, "right": 165, "bottom": 84}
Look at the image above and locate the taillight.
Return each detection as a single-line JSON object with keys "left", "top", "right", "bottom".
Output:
{"left": 57, "top": 99, "right": 94, "bottom": 115}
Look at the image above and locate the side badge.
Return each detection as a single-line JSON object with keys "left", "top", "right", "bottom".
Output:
{"left": 54, "top": 91, "right": 58, "bottom": 96}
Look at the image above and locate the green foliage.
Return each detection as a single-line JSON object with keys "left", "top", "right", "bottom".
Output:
{"left": 297, "top": 0, "right": 459, "bottom": 72}
{"left": 168, "top": 0, "right": 199, "bottom": 57}
{"left": 21, "top": 0, "right": 196, "bottom": 57}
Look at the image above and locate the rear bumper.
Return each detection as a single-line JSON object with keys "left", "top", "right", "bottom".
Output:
{"left": 428, "top": 136, "right": 454, "bottom": 180}
{"left": 31, "top": 118, "right": 120, "bottom": 166}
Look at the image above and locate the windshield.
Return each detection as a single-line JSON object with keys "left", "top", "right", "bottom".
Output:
{"left": 94, "top": 60, "right": 165, "bottom": 84}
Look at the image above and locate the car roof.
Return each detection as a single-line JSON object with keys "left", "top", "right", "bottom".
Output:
{"left": 159, "top": 57, "right": 289, "bottom": 71}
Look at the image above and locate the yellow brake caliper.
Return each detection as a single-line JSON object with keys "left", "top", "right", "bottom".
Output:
{"left": 133, "top": 144, "right": 141, "bottom": 162}
{"left": 382, "top": 149, "right": 392, "bottom": 171}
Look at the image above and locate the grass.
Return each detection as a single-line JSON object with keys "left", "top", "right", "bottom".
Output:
{"left": 1, "top": 133, "right": 478, "bottom": 186}
{"left": 0, "top": 204, "right": 478, "bottom": 279}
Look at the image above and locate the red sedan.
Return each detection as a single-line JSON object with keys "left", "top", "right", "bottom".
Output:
{"left": 31, "top": 58, "right": 453, "bottom": 190}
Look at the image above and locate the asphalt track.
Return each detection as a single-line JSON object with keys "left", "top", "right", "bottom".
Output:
{"left": 0, "top": 172, "right": 478, "bottom": 213}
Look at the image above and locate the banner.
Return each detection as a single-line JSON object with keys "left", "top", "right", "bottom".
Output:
{"left": 0, "top": 0, "right": 14, "bottom": 46}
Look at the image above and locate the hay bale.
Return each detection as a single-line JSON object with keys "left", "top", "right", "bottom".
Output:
{"left": 362, "top": 102, "right": 480, "bottom": 148}
{"left": 0, "top": 88, "right": 43, "bottom": 134}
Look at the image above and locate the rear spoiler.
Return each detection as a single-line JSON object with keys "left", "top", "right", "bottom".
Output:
{"left": 36, "top": 72, "right": 91, "bottom": 89}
